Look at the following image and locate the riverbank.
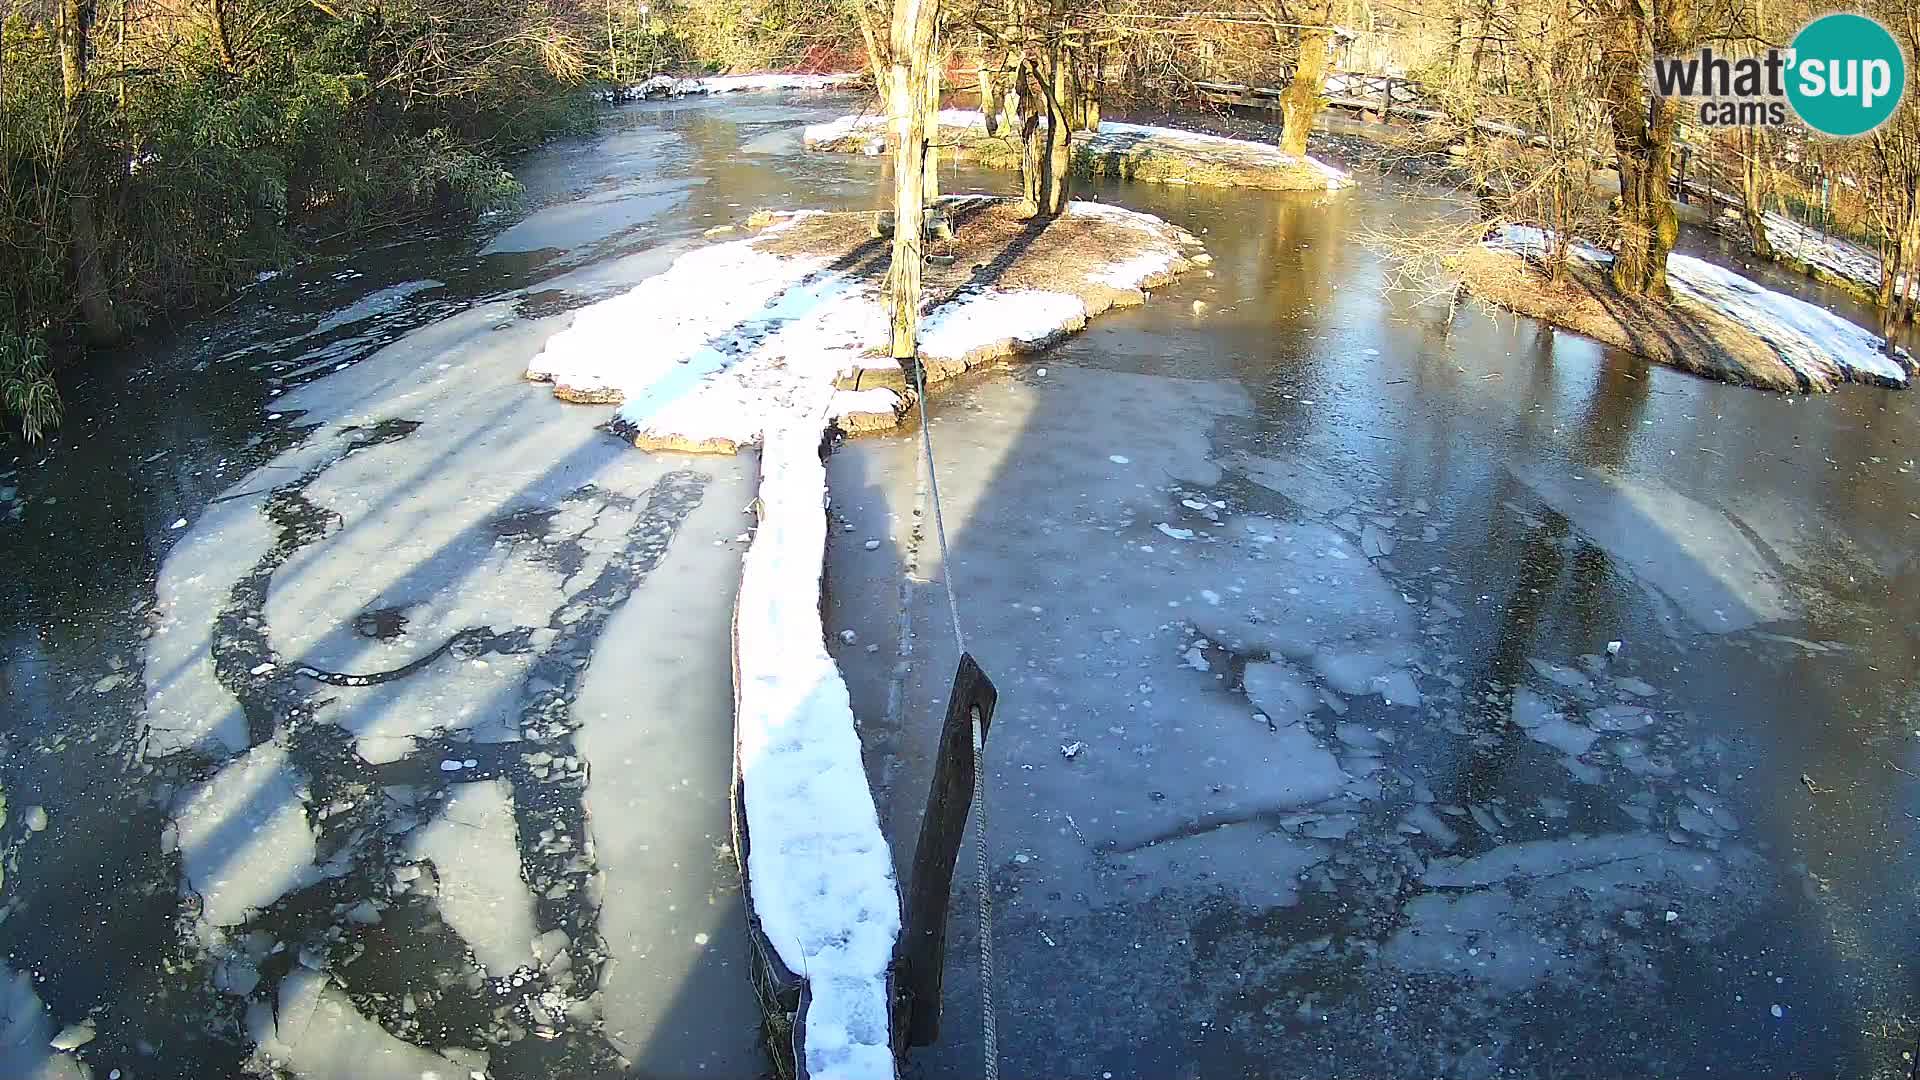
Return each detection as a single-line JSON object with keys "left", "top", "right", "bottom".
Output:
{"left": 805, "top": 110, "right": 1348, "bottom": 191}
{"left": 1462, "top": 226, "right": 1913, "bottom": 393}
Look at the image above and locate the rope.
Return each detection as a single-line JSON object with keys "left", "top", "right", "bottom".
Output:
{"left": 911, "top": 362, "right": 966, "bottom": 656}
{"left": 908, "top": 351, "right": 996, "bottom": 1080}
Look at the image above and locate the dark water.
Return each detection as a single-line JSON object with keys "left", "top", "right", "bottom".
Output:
{"left": 0, "top": 92, "right": 1915, "bottom": 1079}
{"left": 829, "top": 158, "right": 1920, "bottom": 1076}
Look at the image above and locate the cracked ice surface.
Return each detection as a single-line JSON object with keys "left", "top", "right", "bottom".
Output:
{"left": 827, "top": 348, "right": 1788, "bottom": 1077}
{"left": 0, "top": 963, "right": 86, "bottom": 1080}
{"left": 405, "top": 780, "right": 536, "bottom": 978}
{"left": 247, "top": 968, "right": 487, "bottom": 1079}
{"left": 170, "top": 740, "right": 321, "bottom": 930}
{"left": 141, "top": 288, "right": 762, "bottom": 1072}
{"left": 831, "top": 366, "right": 1396, "bottom": 910}
{"left": 1385, "top": 834, "right": 1760, "bottom": 990}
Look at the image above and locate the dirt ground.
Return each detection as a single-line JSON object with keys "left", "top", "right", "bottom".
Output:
{"left": 758, "top": 197, "right": 1195, "bottom": 310}
{"left": 756, "top": 195, "right": 1204, "bottom": 401}
{"left": 1457, "top": 246, "right": 1809, "bottom": 392}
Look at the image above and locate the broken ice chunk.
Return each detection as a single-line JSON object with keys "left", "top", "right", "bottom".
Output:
{"left": 1242, "top": 661, "right": 1316, "bottom": 728}
{"left": 1510, "top": 687, "right": 1558, "bottom": 730}
{"left": 1528, "top": 717, "right": 1599, "bottom": 756}
{"left": 1587, "top": 705, "right": 1654, "bottom": 732}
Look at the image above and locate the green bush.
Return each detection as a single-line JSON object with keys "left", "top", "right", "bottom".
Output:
{"left": 0, "top": 332, "right": 60, "bottom": 444}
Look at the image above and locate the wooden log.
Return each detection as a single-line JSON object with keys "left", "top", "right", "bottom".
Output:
{"left": 730, "top": 598, "right": 811, "bottom": 1079}
{"left": 897, "top": 652, "right": 998, "bottom": 1047}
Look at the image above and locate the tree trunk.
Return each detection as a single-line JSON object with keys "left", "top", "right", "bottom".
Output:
{"left": 887, "top": 0, "right": 937, "bottom": 361}
{"left": 1044, "top": 45, "right": 1072, "bottom": 215}
{"left": 1279, "top": 24, "right": 1331, "bottom": 158}
{"left": 56, "top": 0, "right": 120, "bottom": 344}
{"left": 921, "top": 35, "right": 941, "bottom": 203}
{"left": 857, "top": 4, "right": 888, "bottom": 103}
{"left": 1079, "top": 49, "right": 1102, "bottom": 131}
{"left": 1884, "top": 202, "right": 1919, "bottom": 337}
{"left": 978, "top": 58, "right": 999, "bottom": 135}
{"left": 211, "top": 0, "right": 239, "bottom": 70}
{"left": 1603, "top": 65, "right": 1680, "bottom": 299}
{"left": 1740, "top": 127, "right": 1773, "bottom": 259}
{"left": 1016, "top": 59, "right": 1047, "bottom": 218}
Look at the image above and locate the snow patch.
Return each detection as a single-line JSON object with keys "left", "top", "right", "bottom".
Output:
{"left": 1761, "top": 212, "right": 1908, "bottom": 295}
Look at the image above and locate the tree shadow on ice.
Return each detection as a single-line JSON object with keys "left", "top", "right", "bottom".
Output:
{"left": 118, "top": 395, "right": 767, "bottom": 1077}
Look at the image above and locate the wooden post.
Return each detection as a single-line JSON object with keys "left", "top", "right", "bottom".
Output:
{"left": 888, "top": 0, "right": 938, "bottom": 362}
{"left": 1382, "top": 76, "right": 1394, "bottom": 125}
{"left": 898, "top": 653, "right": 998, "bottom": 1047}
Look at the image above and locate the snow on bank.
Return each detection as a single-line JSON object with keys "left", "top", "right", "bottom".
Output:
{"left": 526, "top": 201, "right": 1200, "bottom": 450}
{"left": 1759, "top": 212, "right": 1909, "bottom": 296}
{"left": 1492, "top": 225, "right": 1912, "bottom": 389}
{"left": 599, "top": 71, "right": 862, "bottom": 102}
{"left": 735, "top": 426, "right": 898, "bottom": 1080}
{"left": 802, "top": 110, "right": 1350, "bottom": 190}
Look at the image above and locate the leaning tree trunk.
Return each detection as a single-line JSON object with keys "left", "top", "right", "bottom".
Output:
{"left": 857, "top": 4, "right": 889, "bottom": 103}
{"left": 56, "top": 0, "right": 119, "bottom": 345}
{"left": 1603, "top": 64, "right": 1681, "bottom": 299}
{"left": 1279, "top": 25, "right": 1332, "bottom": 158}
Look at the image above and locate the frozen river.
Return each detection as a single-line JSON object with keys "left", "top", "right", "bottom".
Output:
{"left": 0, "top": 92, "right": 1915, "bottom": 1079}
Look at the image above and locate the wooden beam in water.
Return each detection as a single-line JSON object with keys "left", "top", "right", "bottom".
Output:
{"left": 897, "top": 652, "right": 998, "bottom": 1048}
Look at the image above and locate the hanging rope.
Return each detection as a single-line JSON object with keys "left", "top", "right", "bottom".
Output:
{"left": 908, "top": 352, "right": 997, "bottom": 1080}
